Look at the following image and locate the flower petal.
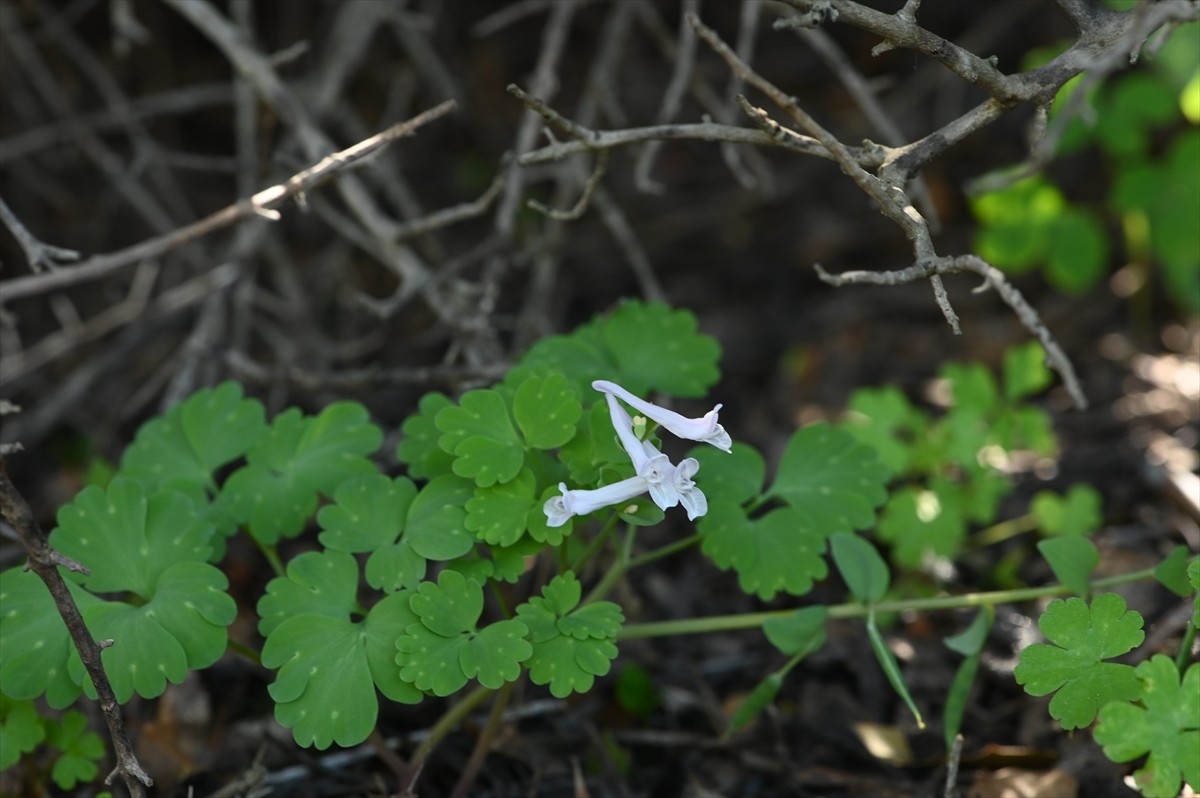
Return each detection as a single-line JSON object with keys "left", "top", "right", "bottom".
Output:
{"left": 593, "top": 380, "right": 731, "bottom": 452}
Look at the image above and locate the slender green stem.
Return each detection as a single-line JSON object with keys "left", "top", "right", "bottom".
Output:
{"left": 254, "top": 539, "right": 285, "bottom": 578}
{"left": 617, "top": 566, "right": 1159, "bottom": 640}
{"left": 227, "top": 637, "right": 261, "bottom": 666}
{"left": 407, "top": 685, "right": 495, "bottom": 774}
{"left": 568, "top": 513, "right": 620, "bottom": 574}
{"left": 968, "top": 513, "right": 1040, "bottom": 548}
{"left": 449, "top": 680, "right": 515, "bottom": 798}
{"left": 626, "top": 532, "right": 702, "bottom": 570}
{"left": 583, "top": 524, "right": 636, "bottom": 604}
{"left": 488, "top": 580, "right": 512, "bottom": 620}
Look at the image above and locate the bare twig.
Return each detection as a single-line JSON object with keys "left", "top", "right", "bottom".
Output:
{"left": 0, "top": 462, "right": 152, "bottom": 797}
{"left": 0, "top": 196, "right": 80, "bottom": 273}
{"left": 691, "top": 13, "right": 1087, "bottom": 408}
{"left": 0, "top": 102, "right": 456, "bottom": 305}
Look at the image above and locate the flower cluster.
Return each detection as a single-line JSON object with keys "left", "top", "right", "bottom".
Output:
{"left": 544, "top": 381, "right": 730, "bottom": 527}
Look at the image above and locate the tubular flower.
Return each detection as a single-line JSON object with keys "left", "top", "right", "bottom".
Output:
{"left": 592, "top": 380, "right": 732, "bottom": 453}
{"left": 543, "top": 477, "right": 649, "bottom": 528}
{"left": 604, "top": 393, "right": 679, "bottom": 511}
{"left": 669, "top": 457, "right": 707, "bottom": 520}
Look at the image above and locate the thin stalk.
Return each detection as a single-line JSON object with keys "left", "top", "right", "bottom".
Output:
{"left": 968, "top": 513, "right": 1040, "bottom": 547}
{"left": 448, "top": 680, "right": 516, "bottom": 798}
{"left": 626, "top": 532, "right": 702, "bottom": 570}
{"left": 568, "top": 512, "right": 621, "bottom": 574}
{"left": 583, "top": 523, "right": 636, "bottom": 604}
{"left": 617, "top": 566, "right": 1158, "bottom": 640}
{"left": 254, "top": 538, "right": 285, "bottom": 578}
{"left": 227, "top": 637, "right": 261, "bottom": 666}
{"left": 406, "top": 686, "right": 495, "bottom": 779}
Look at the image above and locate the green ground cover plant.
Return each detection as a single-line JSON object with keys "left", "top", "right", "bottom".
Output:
{"left": 2, "top": 300, "right": 1196, "bottom": 796}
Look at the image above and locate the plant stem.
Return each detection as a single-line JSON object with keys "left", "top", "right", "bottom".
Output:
{"left": 626, "top": 532, "right": 702, "bottom": 570}
{"left": 227, "top": 637, "right": 262, "bottom": 666}
{"left": 406, "top": 685, "right": 495, "bottom": 782}
{"left": 449, "top": 680, "right": 515, "bottom": 798}
{"left": 254, "top": 539, "right": 285, "bottom": 578}
{"left": 617, "top": 566, "right": 1159, "bottom": 640}
{"left": 583, "top": 523, "right": 636, "bottom": 604}
{"left": 568, "top": 513, "right": 620, "bottom": 574}
{"left": 968, "top": 512, "right": 1040, "bottom": 547}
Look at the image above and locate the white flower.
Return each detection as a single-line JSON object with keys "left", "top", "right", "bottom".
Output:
{"left": 592, "top": 380, "right": 732, "bottom": 453}
{"left": 669, "top": 457, "right": 707, "bottom": 521}
{"left": 604, "top": 393, "right": 679, "bottom": 511}
{"left": 543, "top": 477, "right": 649, "bottom": 528}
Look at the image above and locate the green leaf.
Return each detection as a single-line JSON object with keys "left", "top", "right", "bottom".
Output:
{"left": 513, "top": 372, "right": 583, "bottom": 449}
{"left": 688, "top": 443, "right": 765, "bottom": 506}
{"left": 700, "top": 504, "right": 829, "bottom": 601}
{"left": 71, "top": 562, "right": 236, "bottom": 702}
{"left": 944, "top": 608, "right": 991, "bottom": 658}
{"left": 725, "top": 673, "right": 783, "bottom": 737}
{"left": 1188, "top": 558, "right": 1200, "bottom": 628}
{"left": 0, "top": 568, "right": 97, "bottom": 708}
{"left": 940, "top": 609, "right": 988, "bottom": 748}
{"left": 830, "top": 533, "right": 890, "bottom": 604}
{"left": 1155, "top": 546, "right": 1194, "bottom": 597}
{"left": 466, "top": 469, "right": 537, "bottom": 546}
{"left": 409, "top": 569, "right": 482, "bottom": 637}
{"left": 363, "top": 592, "right": 424, "bottom": 704}
{"left": 944, "top": 652, "right": 981, "bottom": 753}
{"left": 51, "top": 478, "right": 214, "bottom": 597}
{"left": 768, "top": 423, "right": 889, "bottom": 534}
{"left": 942, "top": 362, "right": 999, "bottom": 419}
{"left": 405, "top": 475, "right": 477, "bottom": 561}
{"left": 1095, "top": 657, "right": 1200, "bottom": 798}
{"left": 1014, "top": 593, "right": 1145, "bottom": 729}
{"left": 317, "top": 474, "right": 418, "bottom": 552}
{"left": 558, "top": 399, "right": 629, "bottom": 485}
{"left": 258, "top": 550, "right": 360, "bottom": 637}
{"left": 43, "top": 711, "right": 104, "bottom": 789}
{"left": 1094, "top": 73, "right": 1180, "bottom": 159}
{"left": 1003, "top": 342, "right": 1053, "bottom": 402}
{"left": 436, "top": 389, "right": 524, "bottom": 487}
{"left": 840, "top": 386, "right": 926, "bottom": 476}
{"left": 615, "top": 665, "right": 659, "bottom": 718}
{"left": 223, "top": 403, "right": 382, "bottom": 544}
{"left": 877, "top": 482, "right": 967, "bottom": 569}
{"left": 0, "top": 697, "right": 45, "bottom": 769}
{"left": 600, "top": 301, "right": 721, "bottom": 397}
{"left": 867, "top": 614, "right": 924, "bottom": 728}
{"left": 1039, "top": 536, "right": 1098, "bottom": 598}
{"left": 120, "top": 381, "right": 265, "bottom": 493}
{"left": 1046, "top": 208, "right": 1109, "bottom": 294}
{"left": 460, "top": 620, "right": 532, "bottom": 689}
{"left": 517, "top": 325, "right": 617, "bottom": 399}
{"left": 396, "top": 392, "right": 456, "bottom": 480}
{"left": 261, "top": 614, "right": 378, "bottom": 749}
{"left": 1032, "top": 485, "right": 1102, "bottom": 537}
{"left": 398, "top": 571, "right": 532, "bottom": 695}
{"left": 317, "top": 474, "right": 427, "bottom": 592}
{"left": 515, "top": 574, "right": 623, "bottom": 698}
{"left": 763, "top": 606, "right": 827, "bottom": 657}
{"left": 616, "top": 495, "right": 665, "bottom": 527}
{"left": 971, "top": 177, "right": 1063, "bottom": 270}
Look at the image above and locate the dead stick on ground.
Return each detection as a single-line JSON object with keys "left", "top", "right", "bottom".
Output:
{"left": 0, "top": 460, "right": 152, "bottom": 797}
